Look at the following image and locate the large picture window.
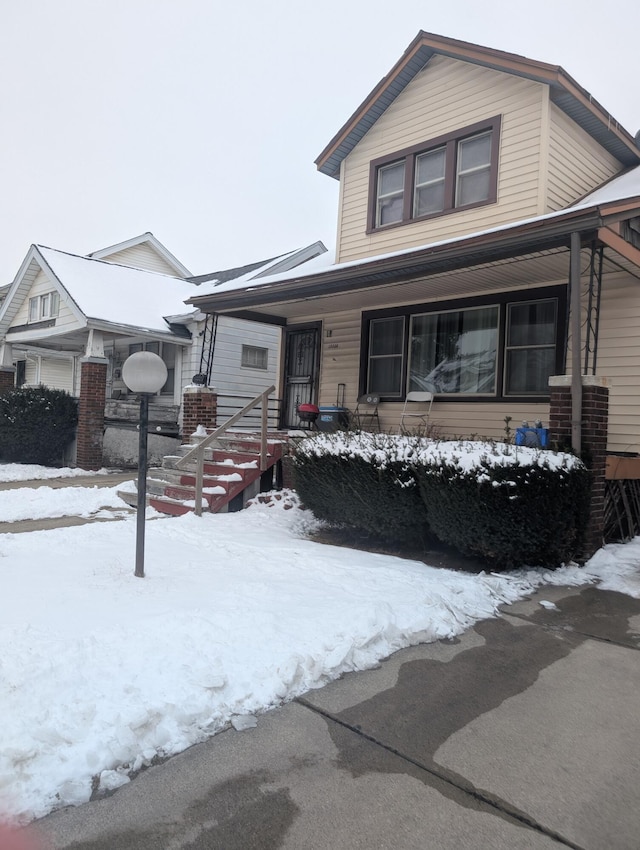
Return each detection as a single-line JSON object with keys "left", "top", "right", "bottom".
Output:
{"left": 369, "top": 117, "right": 501, "bottom": 231}
{"left": 364, "top": 291, "right": 562, "bottom": 400}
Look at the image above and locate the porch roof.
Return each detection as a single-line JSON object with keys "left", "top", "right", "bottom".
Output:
{"left": 185, "top": 189, "right": 640, "bottom": 322}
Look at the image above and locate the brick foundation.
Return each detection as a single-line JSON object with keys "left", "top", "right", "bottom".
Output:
{"left": 0, "top": 369, "right": 15, "bottom": 394}
{"left": 182, "top": 387, "right": 217, "bottom": 438}
{"left": 76, "top": 359, "right": 107, "bottom": 470}
{"left": 549, "top": 376, "right": 609, "bottom": 560}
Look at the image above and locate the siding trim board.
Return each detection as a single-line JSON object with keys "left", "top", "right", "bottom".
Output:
{"left": 316, "top": 31, "right": 640, "bottom": 178}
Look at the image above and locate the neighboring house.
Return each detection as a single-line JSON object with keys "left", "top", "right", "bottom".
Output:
{"left": 0, "top": 232, "right": 326, "bottom": 465}
{"left": 184, "top": 31, "right": 640, "bottom": 463}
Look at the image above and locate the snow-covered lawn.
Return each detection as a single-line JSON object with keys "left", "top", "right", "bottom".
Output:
{"left": 0, "top": 471, "right": 639, "bottom": 824}
{"left": 0, "top": 485, "right": 131, "bottom": 523}
{"left": 0, "top": 464, "right": 108, "bottom": 483}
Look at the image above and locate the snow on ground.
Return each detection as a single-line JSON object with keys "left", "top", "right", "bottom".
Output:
{"left": 0, "top": 484, "right": 639, "bottom": 823}
{"left": 0, "top": 485, "right": 131, "bottom": 523}
{"left": 0, "top": 464, "right": 109, "bottom": 484}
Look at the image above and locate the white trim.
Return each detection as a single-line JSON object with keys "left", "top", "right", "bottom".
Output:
{"left": 88, "top": 233, "right": 192, "bottom": 277}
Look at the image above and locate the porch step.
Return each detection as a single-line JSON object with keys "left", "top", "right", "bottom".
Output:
{"left": 125, "top": 431, "right": 288, "bottom": 517}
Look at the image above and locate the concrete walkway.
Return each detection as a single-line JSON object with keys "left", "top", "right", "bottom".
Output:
{"left": 0, "top": 472, "right": 136, "bottom": 533}
{"left": 31, "top": 583, "right": 640, "bottom": 850}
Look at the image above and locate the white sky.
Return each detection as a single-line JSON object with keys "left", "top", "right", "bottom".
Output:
{"left": 2, "top": 0, "right": 639, "bottom": 285}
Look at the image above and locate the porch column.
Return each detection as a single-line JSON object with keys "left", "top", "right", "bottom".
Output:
{"left": 76, "top": 358, "right": 108, "bottom": 470}
{"left": 182, "top": 386, "right": 217, "bottom": 439}
{"left": 549, "top": 375, "right": 609, "bottom": 559}
{"left": 0, "top": 343, "right": 15, "bottom": 394}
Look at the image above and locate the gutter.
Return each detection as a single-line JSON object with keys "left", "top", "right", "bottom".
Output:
{"left": 570, "top": 232, "right": 582, "bottom": 454}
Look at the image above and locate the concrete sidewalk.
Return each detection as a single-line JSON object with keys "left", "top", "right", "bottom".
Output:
{"left": 32, "top": 583, "right": 640, "bottom": 850}
{"left": 0, "top": 472, "right": 136, "bottom": 533}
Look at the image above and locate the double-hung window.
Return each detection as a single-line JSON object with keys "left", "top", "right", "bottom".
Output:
{"left": 364, "top": 290, "right": 562, "bottom": 400}
{"left": 370, "top": 116, "right": 500, "bottom": 230}
{"left": 28, "top": 291, "right": 59, "bottom": 322}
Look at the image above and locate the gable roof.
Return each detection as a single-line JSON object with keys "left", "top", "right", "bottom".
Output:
{"left": 88, "top": 232, "right": 192, "bottom": 278}
{"left": 0, "top": 246, "right": 198, "bottom": 339}
{"left": 185, "top": 241, "right": 328, "bottom": 293}
{"left": 316, "top": 31, "right": 640, "bottom": 179}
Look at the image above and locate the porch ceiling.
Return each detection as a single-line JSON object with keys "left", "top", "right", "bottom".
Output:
{"left": 221, "top": 246, "right": 632, "bottom": 323}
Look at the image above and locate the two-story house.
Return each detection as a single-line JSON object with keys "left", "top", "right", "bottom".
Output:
{"left": 185, "top": 31, "right": 640, "bottom": 470}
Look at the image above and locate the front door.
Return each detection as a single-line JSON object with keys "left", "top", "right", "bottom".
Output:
{"left": 282, "top": 325, "right": 320, "bottom": 428}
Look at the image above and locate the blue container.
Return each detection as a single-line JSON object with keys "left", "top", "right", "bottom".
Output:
{"left": 515, "top": 427, "right": 549, "bottom": 448}
{"left": 317, "top": 406, "right": 349, "bottom": 432}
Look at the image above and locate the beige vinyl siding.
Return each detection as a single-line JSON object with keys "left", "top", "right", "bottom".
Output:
{"left": 11, "top": 270, "right": 80, "bottom": 335}
{"left": 593, "top": 272, "right": 640, "bottom": 454}
{"left": 337, "top": 55, "right": 546, "bottom": 263}
{"left": 39, "top": 357, "right": 74, "bottom": 393}
{"left": 25, "top": 357, "right": 38, "bottom": 385}
{"left": 291, "top": 305, "right": 550, "bottom": 438}
{"left": 99, "top": 244, "right": 181, "bottom": 276}
{"left": 546, "top": 105, "right": 622, "bottom": 211}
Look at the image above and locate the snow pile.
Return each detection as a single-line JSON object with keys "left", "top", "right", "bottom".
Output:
{"left": 0, "top": 491, "right": 637, "bottom": 822}
{"left": 0, "top": 485, "right": 131, "bottom": 523}
{"left": 0, "top": 464, "right": 109, "bottom": 484}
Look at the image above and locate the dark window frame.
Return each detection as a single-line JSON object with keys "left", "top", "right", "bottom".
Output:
{"left": 360, "top": 285, "right": 566, "bottom": 403}
{"left": 366, "top": 116, "right": 502, "bottom": 233}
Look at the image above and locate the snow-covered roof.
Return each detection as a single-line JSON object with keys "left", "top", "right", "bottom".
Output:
{"left": 37, "top": 247, "right": 199, "bottom": 333}
{"left": 188, "top": 167, "right": 640, "bottom": 302}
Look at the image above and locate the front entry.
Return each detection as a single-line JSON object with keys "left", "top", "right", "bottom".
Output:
{"left": 282, "top": 325, "right": 320, "bottom": 428}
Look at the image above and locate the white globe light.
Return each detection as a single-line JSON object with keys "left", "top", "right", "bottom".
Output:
{"left": 122, "top": 351, "right": 168, "bottom": 394}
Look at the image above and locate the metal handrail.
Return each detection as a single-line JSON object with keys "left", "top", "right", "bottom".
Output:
{"left": 176, "top": 385, "right": 276, "bottom": 517}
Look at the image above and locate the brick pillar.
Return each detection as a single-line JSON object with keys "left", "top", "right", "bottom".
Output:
{"left": 549, "top": 375, "right": 609, "bottom": 559}
{"left": 76, "top": 358, "right": 107, "bottom": 470}
{"left": 182, "top": 386, "right": 217, "bottom": 439}
{"left": 0, "top": 369, "right": 15, "bottom": 394}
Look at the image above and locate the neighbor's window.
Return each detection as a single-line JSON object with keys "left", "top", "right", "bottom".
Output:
{"left": 128, "top": 341, "right": 176, "bottom": 395}
{"left": 241, "top": 345, "right": 268, "bottom": 370}
{"left": 364, "top": 292, "right": 560, "bottom": 399}
{"left": 370, "top": 117, "right": 500, "bottom": 230}
{"left": 28, "top": 291, "right": 59, "bottom": 322}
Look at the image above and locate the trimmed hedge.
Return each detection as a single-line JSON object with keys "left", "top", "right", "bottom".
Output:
{"left": 414, "top": 445, "right": 591, "bottom": 568}
{"left": 292, "top": 433, "right": 430, "bottom": 544}
{"left": 0, "top": 385, "right": 78, "bottom": 465}
{"left": 292, "top": 433, "right": 591, "bottom": 569}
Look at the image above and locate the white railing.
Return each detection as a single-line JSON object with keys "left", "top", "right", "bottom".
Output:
{"left": 175, "top": 385, "right": 275, "bottom": 517}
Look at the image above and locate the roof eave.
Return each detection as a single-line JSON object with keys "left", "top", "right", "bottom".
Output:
{"left": 187, "top": 206, "right": 605, "bottom": 314}
{"left": 315, "top": 31, "right": 640, "bottom": 178}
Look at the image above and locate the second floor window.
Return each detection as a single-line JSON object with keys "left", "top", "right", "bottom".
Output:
{"left": 29, "top": 291, "right": 59, "bottom": 322}
{"left": 370, "top": 116, "right": 501, "bottom": 230}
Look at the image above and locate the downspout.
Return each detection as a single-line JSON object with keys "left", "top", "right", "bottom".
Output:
{"left": 570, "top": 231, "right": 582, "bottom": 455}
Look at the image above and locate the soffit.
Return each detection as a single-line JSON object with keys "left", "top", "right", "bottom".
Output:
{"left": 220, "top": 247, "right": 636, "bottom": 323}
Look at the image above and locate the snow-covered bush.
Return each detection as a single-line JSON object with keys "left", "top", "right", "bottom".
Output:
{"left": 413, "top": 441, "right": 591, "bottom": 568}
{"left": 292, "top": 432, "right": 430, "bottom": 544}
{"left": 0, "top": 385, "right": 78, "bottom": 465}
{"left": 293, "top": 433, "right": 591, "bottom": 569}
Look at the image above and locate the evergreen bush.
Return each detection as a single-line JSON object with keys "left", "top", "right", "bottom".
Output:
{"left": 414, "top": 442, "right": 591, "bottom": 568}
{"left": 0, "top": 385, "right": 78, "bottom": 465}
{"left": 292, "top": 433, "right": 430, "bottom": 544}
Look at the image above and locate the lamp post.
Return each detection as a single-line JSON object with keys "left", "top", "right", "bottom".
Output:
{"left": 122, "top": 351, "right": 168, "bottom": 578}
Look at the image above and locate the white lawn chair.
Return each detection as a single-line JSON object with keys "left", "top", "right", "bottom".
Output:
{"left": 400, "top": 391, "right": 434, "bottom": 433}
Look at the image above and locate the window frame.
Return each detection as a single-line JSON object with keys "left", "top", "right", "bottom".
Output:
{"left": 128, "top": 341, "right": 176, "bottom": 396}
{"left": 28, "top": 291, "right": 59, "bottom": 322}
{"left": 360, "top": 286, "right": 566, "bottom": 403}
{"left": 241, "top": 344, "right": 269, "bottom": 371}
{"left": 367, "top": 116, "right": 501, "bottom": 233}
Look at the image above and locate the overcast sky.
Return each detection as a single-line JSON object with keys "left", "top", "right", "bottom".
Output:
{"left": 1, "top": 0, "right": 638, "bottom": 284}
